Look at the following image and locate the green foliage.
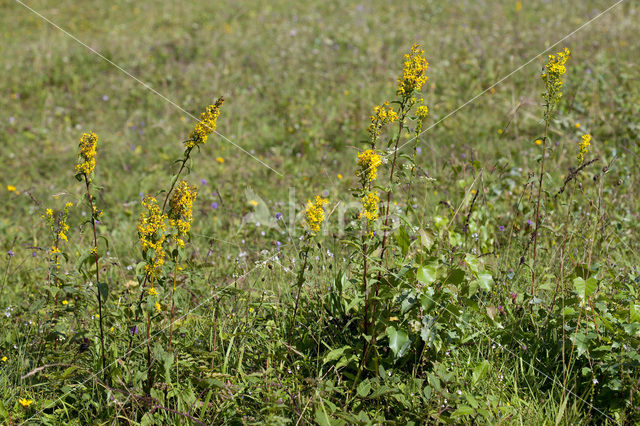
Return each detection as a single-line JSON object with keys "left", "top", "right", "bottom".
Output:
{"left": 1, "top": 0, "right": 640, "bottom": 424}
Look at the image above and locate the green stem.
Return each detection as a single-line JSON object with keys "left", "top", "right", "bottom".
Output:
{"left": 84, "top": 175, "right": 107, "bottom": 384}
{"left": 531, "top": 105, "right": 549, "bottom": 299}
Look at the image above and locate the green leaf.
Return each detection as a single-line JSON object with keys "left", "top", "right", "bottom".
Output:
{"left": 630, "top": 304, "right": 640, "bottom": 323}
{"left": 573, "top": 277, "right": 596, "bottom": 300}
{"left": 395, "top": 225, "right": 410, "bottom": 256}
{"left": 357, "top": 379, "right": 371, "bottom": 397}
{"left": 472, "top": 360, "right": 490, "bottom": 385}
{"left": 465, "top": 254, "right": 479, "bottom": 273}
{"left": 97, "top": 282, "right": 109, "bottom": 302}
{"left": 417, "top": 265, "right": 437, "bottom": 285}
{"left": 314, "top": 408, "right": 331, "bottom": 426}
{"left": 323, "top": 346, "right": 348, "bottom": 364}
{"left": 433, "top": 215, "right": 448, "bottom": 230}
{"left": 452, "top": 405, "right": 475, "bottom": 418}
{"left": 476, "top": 273, "right": 493, "bottom": 291}
{"left": 443, "top": 269, "right": 465, "bottom": 285}
{"left": 419, "top": 229, "right": 434, "bottom": 250}
{"left": 386, "top": 326, "right": 410, "bottom": 359}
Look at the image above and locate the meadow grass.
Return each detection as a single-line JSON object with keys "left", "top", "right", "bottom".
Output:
{"left": 1, "top": 0, "right": 640, "bottom": 424}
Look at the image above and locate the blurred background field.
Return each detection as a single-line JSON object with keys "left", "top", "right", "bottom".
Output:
{"left": 1, "top": 0, "right": 640, "bottom": 423}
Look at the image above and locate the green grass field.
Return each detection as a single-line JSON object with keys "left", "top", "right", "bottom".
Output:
{"left": 1, "top": 0, "right": 640, "bottom": 423}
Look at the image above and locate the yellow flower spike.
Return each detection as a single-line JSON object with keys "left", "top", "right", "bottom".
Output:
{"left": 397, "top": 44, "right": 429, "bottom": 98}
{"left": 303, "top": 195, "right": 329, "bottom": 235}
{"left": 7, "top": 185, "right": 16, "bottom": 192}
{"left": 75, "top": 132, "right": 98, "bottom": 176}
{"left": 168, "top": 181, "right": 198, "bottom": 248}
{"left": 367, "top": 101, "right": 398, "bottom": 140}
{"left": 361, "top": 191, "right": 380, "bottom": 223}
{"left": 138, "top": 196, "right": 168, "bottom": 279}
{"left": 155, "top": 302, "right": 162, "bottom": 312}
{"left": 416, "top": 105, "right": 429, "bottom": 119}
{"left": 185, "top": 97, "right": 224, "bottom": 148}
{"left": 148, "top": 287, "right": 158, "bottom": 296}
{"left": 356, "top": 149, "right": 382, "bottom": 185}
{"left": 62, "top": 300, "right": 68, "bottom": 305}
{"left": 542, "top": 48, "right": 570, "bottom": 110}
{"left": 578, "top": 134, "right": 591, "bottom": 164}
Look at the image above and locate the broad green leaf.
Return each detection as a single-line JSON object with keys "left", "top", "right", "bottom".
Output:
{"left": 395, "top": 225, "right": 410, "bottom": 256}
{"left": 357, "top": 379, "right": 371, "bottom": 397}
{"left": 433, "top": 215, "right": 448, "bottom": 230}
{"left": 443, "top": 268, "right": 465, "bottom": 285}
{"left": 452, "top": 405, "right": 475, "bottom": 417}
{"left": 419, "top": 228, "right": 434, "bottom": 250}
{"left": 630, "top": 304, "right": 640, "bottom": 323}
{"left": 323, "top": 346, "right": 348, "bottom": 364}
{"left": 573, "top": 277, "right": 596, "bottom": 300}
{"left": 472, "top": 360, "right": 490, "bottom": 385}
{"left": 386, "top": 326, "right": 410, "bottom": 359}
{"left": 465, "top": 254, "right": 479, "bottom": 273}
{"left": 417, "top": 265, "right": 437, "bottom": 285}
{"left": 476, "top": 273, "right": 493, "bottom": 291}
{"left": 97, "top": 282, "right": 109, "bottom": 302}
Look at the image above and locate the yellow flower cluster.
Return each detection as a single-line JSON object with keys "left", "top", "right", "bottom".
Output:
{"left": 303, "top": 195, "right": 328, "bottom": 234}
{"left": 416, "top": 105, "right": 429, "bottom": 119}
{"left": 356, "top": 149, "right": 382, "bottom": 185}
{"left": 168, "top": 180, "right": 198, "bottom": 247}
{"left": 578, "top": 133, "right": 591, "bottom": 164}
{"left": 542, "top": 48, "right": 570, "bottom": 109}
{"left": 397, "top": 44, "right": 429, "bottom": 97}
{"left": 19, "top": 398, "right": 33, "bottom": 407}
{"left": 138, "top": 196, "right": 167, "bottom": 279}
{"left": 75, "top": 132, "right": 98, "bottom": 176}
{"left": 360, "top": 191, "right": 380, "bottom": 222}
{"left": 186, "top": 97, "right": 224, "bottom": 148}
{"left": 368, "top": 101, "right": 398, "bottom": 140}
{"left": 42, "top": 203, "right": 72, "bottom": 270}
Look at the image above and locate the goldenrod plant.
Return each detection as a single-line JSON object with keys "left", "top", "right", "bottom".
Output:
{"left": 2, "top": 9, "right": 640, "bottom": 422}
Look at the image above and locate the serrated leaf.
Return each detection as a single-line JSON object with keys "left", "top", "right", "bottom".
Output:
{"left": 357, "top": 379, "right": 371, "bottom": 397}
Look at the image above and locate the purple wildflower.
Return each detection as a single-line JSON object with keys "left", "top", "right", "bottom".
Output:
{"left": 211, "top": 202, "right": 218, "bottom": 209}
